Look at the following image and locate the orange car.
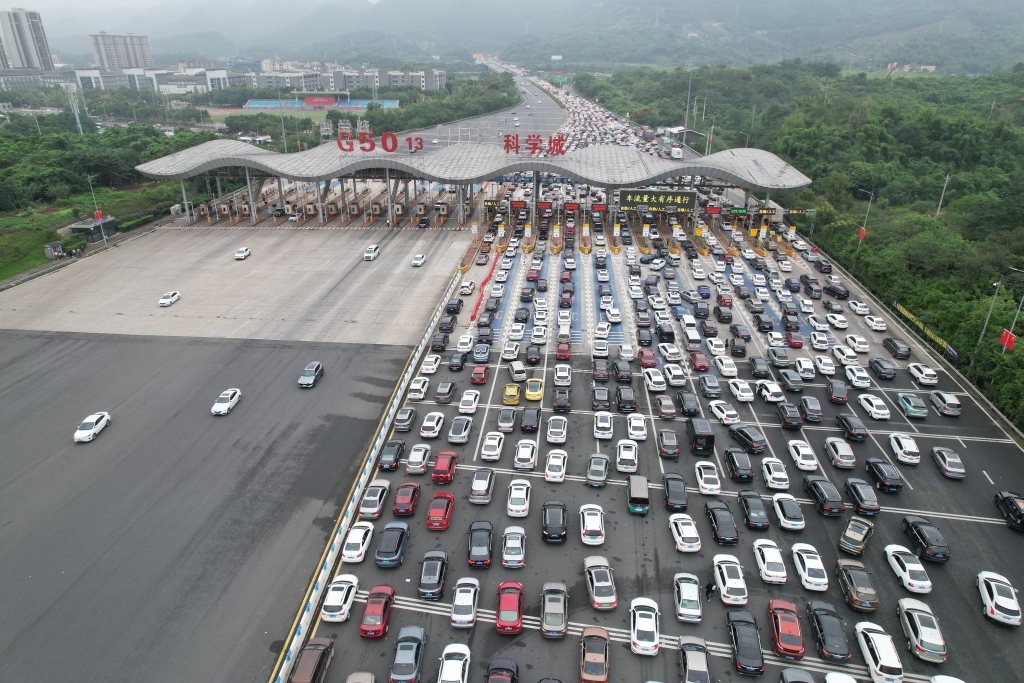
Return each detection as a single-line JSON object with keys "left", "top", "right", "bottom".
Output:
{"left": 580, "top": 626, "right": 610, "bottom": 683}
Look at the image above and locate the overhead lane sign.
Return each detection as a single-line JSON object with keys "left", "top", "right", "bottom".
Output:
{"left": 617, "top": 190, "right": 697, "bottom": 213}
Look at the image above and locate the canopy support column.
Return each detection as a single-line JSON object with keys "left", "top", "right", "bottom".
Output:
{"left": 385, "top": 168, "right": 394, "bottom": 226}
{"left": 180, "top": 179, "right": 191, "bottom": 222}
{"left": 245, "top": 167, "right": 257, "bottom": 224}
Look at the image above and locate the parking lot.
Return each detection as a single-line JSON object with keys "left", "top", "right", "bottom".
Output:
{"left": 314, "top": 209, "right": 1024, "bottom": 683}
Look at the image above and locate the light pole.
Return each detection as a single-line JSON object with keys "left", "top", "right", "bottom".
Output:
{"left": 1002, "top": 267, "right": 1024, "bottom": 356}
{"left": 969, "top": 280, "right": 1002, "bottom": 377}
{"left": 85, "top": 174, "right": 108, "bottom": 247}
{"left": 852, "top": 189, "right": 874, "bottom": 271}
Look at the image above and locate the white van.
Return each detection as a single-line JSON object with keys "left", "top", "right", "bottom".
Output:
{"left": 683, "top": 329, "right": 702, "bottom": 351}
{"left": 557, "top": 323, "right": 571, "bottom": 344}
{"left": 508, "top": 361, "right": 527, "bottom": 382}
{"left": 363, "top": 245, "right": 380, "bottom": 261}
{"left": 681, "top": 314, "right": 697, "bottom": 330}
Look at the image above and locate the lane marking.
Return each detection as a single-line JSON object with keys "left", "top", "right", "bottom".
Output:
{"left": 983, "top": 470, "right": 995, "bottom": 485}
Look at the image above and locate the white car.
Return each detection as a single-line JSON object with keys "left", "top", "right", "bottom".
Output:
{"left": 814, "top": 356, "right": 836, "bottom": 375}
{"left": 340, "top": 522, "right": 374, "bottom": 563}
{"left": 619, "top": 344, "right": 635, "bottom": 361}
{"left": 408, "top": 377, "right": 429, "bottom": 400}
{"left": 778, "top": 290, "right": 793, "bottom": 303}
{"left": 884, "top": 544, "right": 932, "bottom": 594}
{"left": 779, "top": 260, "right": 793, "bottom": 272}
{"left": 596, "top": 269, "right": 610, "bottom": 282}
{"left": 553, "top": 364, "right": 572, "bottom": 386}
{"left": 502, "top": 526, "right": 526, "bottom": 568}
{"left": 459, "top": 390, "right": 481, "bottom": 414}
{"left": 615, "top": 439, "right": 639, "bottom": 472}
{"left": 564, "top": 256, "right": 576, "bottom": 270}
{"left": 73, "top": 412, "right": 111, "bottom": 442}
{"left": 729, "top": 379, "right": 755, "bottom": 402}
{"left": 773, "top": 493, "right": 806, "bottom": 530}
{"left": 810, "top": 332, "right": 830, "bottom": 350}
{"left": 706, "top": 338, "right": 726, "bottom": 356}
{"left": 593, "top": 340, "right": 610, "bottom": 358}
{"left": 787, "top": 440, "right": 819, "bottom": 471}
{"left": 826, "top": 313, "right": 849, "bottom": 329}
{"left": 544, "top": 449, "right": 568, "bottom": 482}
{"left": 864, "top": 316, "right": 887, "bottom": 331}
{"left": 799, "top": 299, "right": 814, "bottom": 313}
{"left": 907, "top": 363, "right": 939, "bottom": 385}
{"left": 476, "top": 433, "right": 503, "bottom": 462}
{"left": 459, "top": 281, "right": 475, "bottom": 295}
{"left": 629, "top": 285, "right": 644, "bottom": 299}
{"left": 606, "top": 308, "right": 621, "bottom": 323}
{"left": 669, "top": 513, "right": 701, "bottom": 552}
{"left": 756, "top": 287, "right": 772, "bottom": 302}
{"left": 420, "top": 411, "right": 445, "bottom": 438}
{"left": 211, "top": 388, "right": 241, "bottom": 415}
{"left": 713, "top": 554, "right": 748, "bottom": 605}
{"left": 713, "top": 355, "right": 738, "bottom": 377}
{"left": 501, "top": 258, "right": 513, "bottom": 269}
{"left": 673, "top": 572, "right": 703, "bottom": 622}
{"left": 714, "top": 260, "right": 727, "bottom": 272}
{"left": 321, "top": 574, "right": 359, "bottom": 622}
{"left": 756, "top": 380, "right": 785, "bottom": 402}
{"left": 630, "top": 598, "right": 661, "bottom": 655}
{"left": 513, "top": 439, "right": 538, "bottom": 470}
{"left": 594, "top": 322, "right": 611, "bottom": 339}
{"left": 664, "top": 363, "right": 687, "bottom": 386}
{"left": 855, "top": 623, "right": 903, "bottom": 683}
{"left": 594, "top": 411, "right": 614, "bottom": 439}
{"left": 643, "top": 368, "right": 667, "bottom": 391}
{"left": 599, "top": 295, "right": 614, "bottom": 311}
{"left": 158, "top": 291, "right": 180, "bottom": 306}
{"left": 753, "top": 539, "right": 788, "bottom": 584}
{"left": 849, "top": 301, "right": 870, "bottom": 315}
{"left": 535, "top": 298, "right": 548, "bottom": 311}
{"left": 658, "top": 343, "right": 683, "bottom": 361}
{"left": 546, "top": 415, "right": 569, "bottom": 444}
{"left": 494, "top": 270, "right": 509, "bottom": 283}
{"left": 535, "top": 309, "right": 548, "bottom": 323}
{"left": 407, "top": 444, "right": 431, "bottom": 472}
{"left": 858, "top": 394, "right": 890, "bottom": 419}
{"left": 421, "top": 355, "right": 441, "bottom": 374}
{"left": 648, "top": 295, "right": 667, "bottom": 310}
{"left": 845, "top": 365, "right": 871, "bottom": 388}
{"left": 437, "top": 644, "right": 471, "bottom": 683}
{"left": 695, "top": 461, "right": 722, "bottom": 495}
{"left": 729, "top": 273, "right": 745, "bottom": 286}
{"left": 580, "top": 504, "right": 605, "bottom": 545}
{"left": 235, "top": 247, "right": 251, "bottom": 260}
{"left": 898, "top": 598, "right": 946, "bottom": 663}
{"left": 833, "top": 345, "right": 859, "bottom": 366}
{"left": 889, "top": 433, "right": 920, "bottom": 464}
{"left": 794, "top": 357, "right": 816, "bottom": 380}
{"left": 507, "top": 479, "right": 532, "bottom": 517}
{"left": 450, "top": 578, "right": 480, "bottom": 628}
{"left": 792, "top": 543, "right": 828, "bottom": 591}
{"left": 531, "top": 326, "right": 547, "bottom": 344}
{"left": 692, "top": 267, "right": 706, "bottom": 280}
{"left": 508, "top": 323, "right": 526, "bottom": 341}
{"left": 654, "top": 309, "right": 672, "bottom": 325}
{"left": 627, "top": 413, "right": 648, "bottom": 440}
{"left": 650, "top": 259, "right": 666, "bottom": 271}
{"left": 845, "top": 334, "right": 870, "bottom": 353}
{"left": 457, "top": 335, "right": 475, "bottom": 353}
{"left": 808, "top": 315, "right": 830, "bottom": 331}
{"left": 708, "top": 400, "right": 741, "bottom": 425}
{"left": 490, "top": 283, "right": 505, "bottom": 298}
{"left": 741, "top": 248, "right": 756, "bottom": 260}
{"left": 978, "top": 571, "right": 1022, "bottom": 626}
{"left": 752, "top": 274, "right": 766, "bottom": 287}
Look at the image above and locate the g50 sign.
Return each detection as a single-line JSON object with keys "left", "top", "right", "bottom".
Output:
{"left": 337, "top": 131, "right": 426, "bottom": 152}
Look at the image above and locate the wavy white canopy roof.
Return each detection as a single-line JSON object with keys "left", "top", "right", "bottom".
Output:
{"left": 136, "top": 140, "right": 810, "bottom": 193}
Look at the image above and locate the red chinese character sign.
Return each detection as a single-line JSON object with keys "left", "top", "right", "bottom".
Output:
{"left": 502, "top": 133, "right": 566, "bottom": 155}
{"left": 503, "top": 134, "right": 519, "bottom": 155}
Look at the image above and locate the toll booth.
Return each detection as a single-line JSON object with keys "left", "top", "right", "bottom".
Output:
{"left": 304, "top": 204, "right": 317, "bottom": 218}
{"left": 394, "top": 201, "right": 406, "bottom": 217}
{"left": 326, "top": 203, "right": 338, "bottom": 217}
{"left": 239, "top": 204, "right": 251, "bottom": 217}
{"left": 416, "top": 203, "right": 426, "bottom": 216}
{"left": 218, "top": 205, "right": 230, "bottom": 218}
{"left": 372, "top": 201, "right": 385, "bottom": 218}
{"left": 437, "top": 195, "right": 454, "bottom": 219}
{"left": 348, "top": 202, "right": 361, "bottom": 218}
{"left": 197, "top": 204, "right": 209, "bottom": 218}
{"left": 69, "top": 216, "right": 117, "bottom": 243}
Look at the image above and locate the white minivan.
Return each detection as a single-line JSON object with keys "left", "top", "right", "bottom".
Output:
{"left": 364, "top": 245, "right": 380, "bottom": 261}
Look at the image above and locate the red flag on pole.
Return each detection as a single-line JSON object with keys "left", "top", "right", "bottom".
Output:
{"left": 859, "top": 227, "right": 866, "bottom": 240}
{"left": 1000, "top": 329, "right": 1016, "bottom": 350}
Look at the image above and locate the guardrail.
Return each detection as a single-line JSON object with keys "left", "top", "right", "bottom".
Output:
{"left": 268, "top": 271, "right": 462, "bottom": 683}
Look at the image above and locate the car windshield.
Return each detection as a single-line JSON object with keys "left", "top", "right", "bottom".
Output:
{"left": 78, "top": 421, "right": 95, "bottom": 430}
{"left": 215, "top": 395, "right": 231, "bottom": 403}
{"left": 301, "top": 369, "right": 316, "bottom": 376}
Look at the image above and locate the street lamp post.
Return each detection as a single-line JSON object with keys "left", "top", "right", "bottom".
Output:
{"left": 852, "top": 189, "right": 874, "bottom": 271}
{"left": 85, "top": 174, "right": 108, "bottom": 247}
{"left": 739, "top": 131, "right": 750, "bottom": 148}
{"left": 969, "top": 280, "right": 1002, "bottom": 378}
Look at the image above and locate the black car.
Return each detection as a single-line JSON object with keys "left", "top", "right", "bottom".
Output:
{"left": 728, "top": 423, "right": 767, "bottom": 454}
{"left": 467, "top": 521, "right": 493, "bottom": 566}
{"left": 816, "top": 260, "right": 834, "bottom": 274}
{"left": 730, "top": 324, "right": 752, "bottom": 341}
{"left": 478, "top": 311, "right": 495, "bottom": 327}
{"left": 658, "top": 429, "right": 680, "bottom": 458}
{"left": 637, "top": 329, "right": 653, "bottom": 346}
{"left": 446, "top": 298, "right": 464, "bottom": 314}
{"left": 676, "top": 391, "right": 701, "bottom": 416}
{"left": 845, "top": 478, "right": 881, "bottom": 514}
{"left": 705, "top": 501, "right": 739, "bottom": 544}
{"left": 804, "top": 476, "right": 846, "bottom": 515}
{"left": 827, "top": 378, "right": 848, "bottom": 403}
{"left": 559, "top": 292, "right": 573, "bottom": 308}
{"left": 782, "top": 315, "right": 801, "bottom": 331}
{"left": 435, "top": 382, "right": 456, "bottom": 403}
{"left": 542, "top": 500, "right": 568, "bottom": 542}
{"left": 664, "top": 473, "right": 688, "bottom": 510}
{"left": 553, "top": 388, "right": 572, "bottom": 412}
{"left": 616, "top": 386, "right": 637, "bottom": 412}
{"left": 656, "top": 323, "right": 675, "bottom": 342}
{"left": 613, "top": 361, "right": 632, "bottom": 383}
{"left": 823, "top": 300, "right": 843, "bottom": 313}
{"left": 526, "top": 346, "right": 542, "bottom": 365}
{"left": 379, "top": 438, "right": 406, "bottom": 470}
{"left": 753, "top": 314, "right": 774, "bottom": 332}
{"left": 520, "top": 288, "right": 535, "bottom": 303}
{"left": 725, "top": 447, "right": 755, "bottom": 482}
{"left": 449, "top": 352, "right": 468, "bottom": 371}
{"left": 700, "top": 319, "right": 719, "bottom": 337}
{"left": 730, "top": 338, "right": 747, "bottom": 357}
{"left": 521, "top": 408, "right": 541, "bottom": 431}
{"left": 806, "top": 601, "right": 853, "bottom": 661}
{"left": 633, "top": 299, "right": 650, "bottom": 313}
{"left": 699, "top": 375, "right": 722, "bottom": 398}
{"left": 778, "top": 370, "right": 803, "bottom": 392}
{"left": 835, "top": 559, "right": 879, "bottom": 612}
{"left": 799, "top": 274, "right": 818, "bottom": 286}
{"left": 513, "top": 307, "right": 530, "bottom": 323}
{"left": 995, "top": 490, "right": 1024, "bottom": 530}
{"left": 438, "top": 315, "right": 458, "bottom": 333}
{"left": 486, "top": 659, "right": 519, "bottom": 683}
{"left": 865, "top": 458, "right": 903, "bottom": 492}
{"left": 694, "top": 302, "right": 710, "bottom": 318}
{"left": 737, "top": 490, "right": 770, "bottom": 529}
{"left": 592, "top": 385, "right": 611, "bottom": 410}
{"left": 799, "top": 396, "right": 823, "bottom": 422}
{"left": 431, "top": 333, "right": 449, "bottom": 351}
{"left": 883, "top": 337, "right": 912, "bottom": 359}
{"left": 868, "top": 357, "right": 896, "bottom": 379}
{"left": 476, "top": 327, "right": 493, "bottom": 344}
{"left": 635, "top": 311, "right": 651, "bottom": 328}
{"left": 824, "top": 284, "right": 849, "bottom": 299}
{"left": 728, "top": 610, "right": 765, "bottom": 675}
{"left": 902, "top": 515, "right": 950, "bottom": 561}
{"left": 593, "top": 359, "right": 610, "bottom": 382}
{"left": 417, "top": 550, "right": 448, "bottom": 599}
{"left": 715, "top": 306, "right": 734, "bottom": 323}
{"left": 536, "top": 278, "right": 548, "bottom": 292}
{"left": 837, "top": 413, "right": 868, "bottom": 441}
{"left": 749, "top": 357, "right": 771, "bottom": 378}
{"left": 777, "top": 402, "right": 804, "bottom": 429}
{"left": 394, "top": 407, "right": 416, "bottom": 432}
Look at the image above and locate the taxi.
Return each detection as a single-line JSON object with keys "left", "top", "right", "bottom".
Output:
{"left": 502, "top": 383, "right": 521, "bottom": 405}
{"left": 525, "top": 377, "right": 545, "bottom": 401}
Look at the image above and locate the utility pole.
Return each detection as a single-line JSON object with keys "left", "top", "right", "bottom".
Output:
{"left": 969, "top": 280, "right": 1002, "bottom": 377}
{"left": 988, "top": 98, "right": 996, "bottom": 121}
{"left": 277, "top": 84, "right": 288, "bottom": 152}
{"left": 853, "top": 189, "right": 874, "bottom": 271}
{"left": 86, "top": 174, "right": 108, "bottom": 247}
{"left": 935, "top": 173, "right": 950, "bottom": 216}
{"left": 683, "top": 60, "right": 693, "bottom": 148}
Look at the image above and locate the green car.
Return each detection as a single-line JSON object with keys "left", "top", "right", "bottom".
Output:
{"left": 778, "top": 369, "right": 804, "bottom": 392}
{"left": 897, "top": 392, "right": 929, "bottom": 419}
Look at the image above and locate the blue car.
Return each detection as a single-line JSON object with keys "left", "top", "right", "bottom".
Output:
{"left": 473, "top": 344, "right": 491, "bottom": 363}
{"left": 671, "top": 305, "right": 686, "bottom": 320}
{"left": 375, "top": 521, "right": 410, "bottom": 567}
{"left": 697, "top": 285, "right": 711, "bottom": 299}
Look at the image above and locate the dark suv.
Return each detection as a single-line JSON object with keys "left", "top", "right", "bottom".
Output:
{"left": 868, "top": 357, "right": 896, "bottom": 379}
{"left": 824, "top": 284, "right": 849, "bottom": 299}
{"left": 728, "top": 423, "right": 767, "bottom": 454}
{"left": 837, "top": 413, "right": 868, "bottom": 441}
{"left": 883, "top": 337, "right": 912, "bottom": 359}
{"left": 616, "top": 386, "right": 637, "bottom": 412}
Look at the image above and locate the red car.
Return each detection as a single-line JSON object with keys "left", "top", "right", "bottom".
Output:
{"left": 525, "top": 269, "right": 540, "bottom": 282}
{"left": 768, "top": 599, "right": 805, "bottom": 659}
{"left": 717, "top": 293, "right": 733, "bottom": 308}
{"left": 556, "top": 343, "right": 571, "bottom": 360}
{"left": 560, "top": 270, "right": 573, "bottom": 283}
{"left": 431, "top": 450, "right": 458, "bottom": 484}
{"left": 786, "top": 332, "right": 804, "bottom": 348}
{"left": 495, "top": 581, "right": 525, "bottom": 634}
{"left": 471, "top": 365, "right": 490, "bottom": 384}
{"left": 425, "top": 492, "right": 455, "bottom": 530}
{"left": 639, "top": 348, "right": 657, "bottom": 368}
{"left": 359, "top": 584, "right": 395, "bottom": 638}
{"left": 690, "top": 352, "right": 710, "bottom": 371}
{"left": 392, "top": 481, "right": 421, "bottom": 515}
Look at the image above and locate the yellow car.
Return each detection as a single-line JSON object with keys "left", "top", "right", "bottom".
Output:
{"left": 502, "top": 383, "right": 521, "bottom": 405}
{"left": 525, "top": 378, "right": 544, "bottom": 401}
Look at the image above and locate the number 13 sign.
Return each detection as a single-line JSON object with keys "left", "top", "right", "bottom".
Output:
{"left": 337, "top": 131, "right": 424, "bottom": 152}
